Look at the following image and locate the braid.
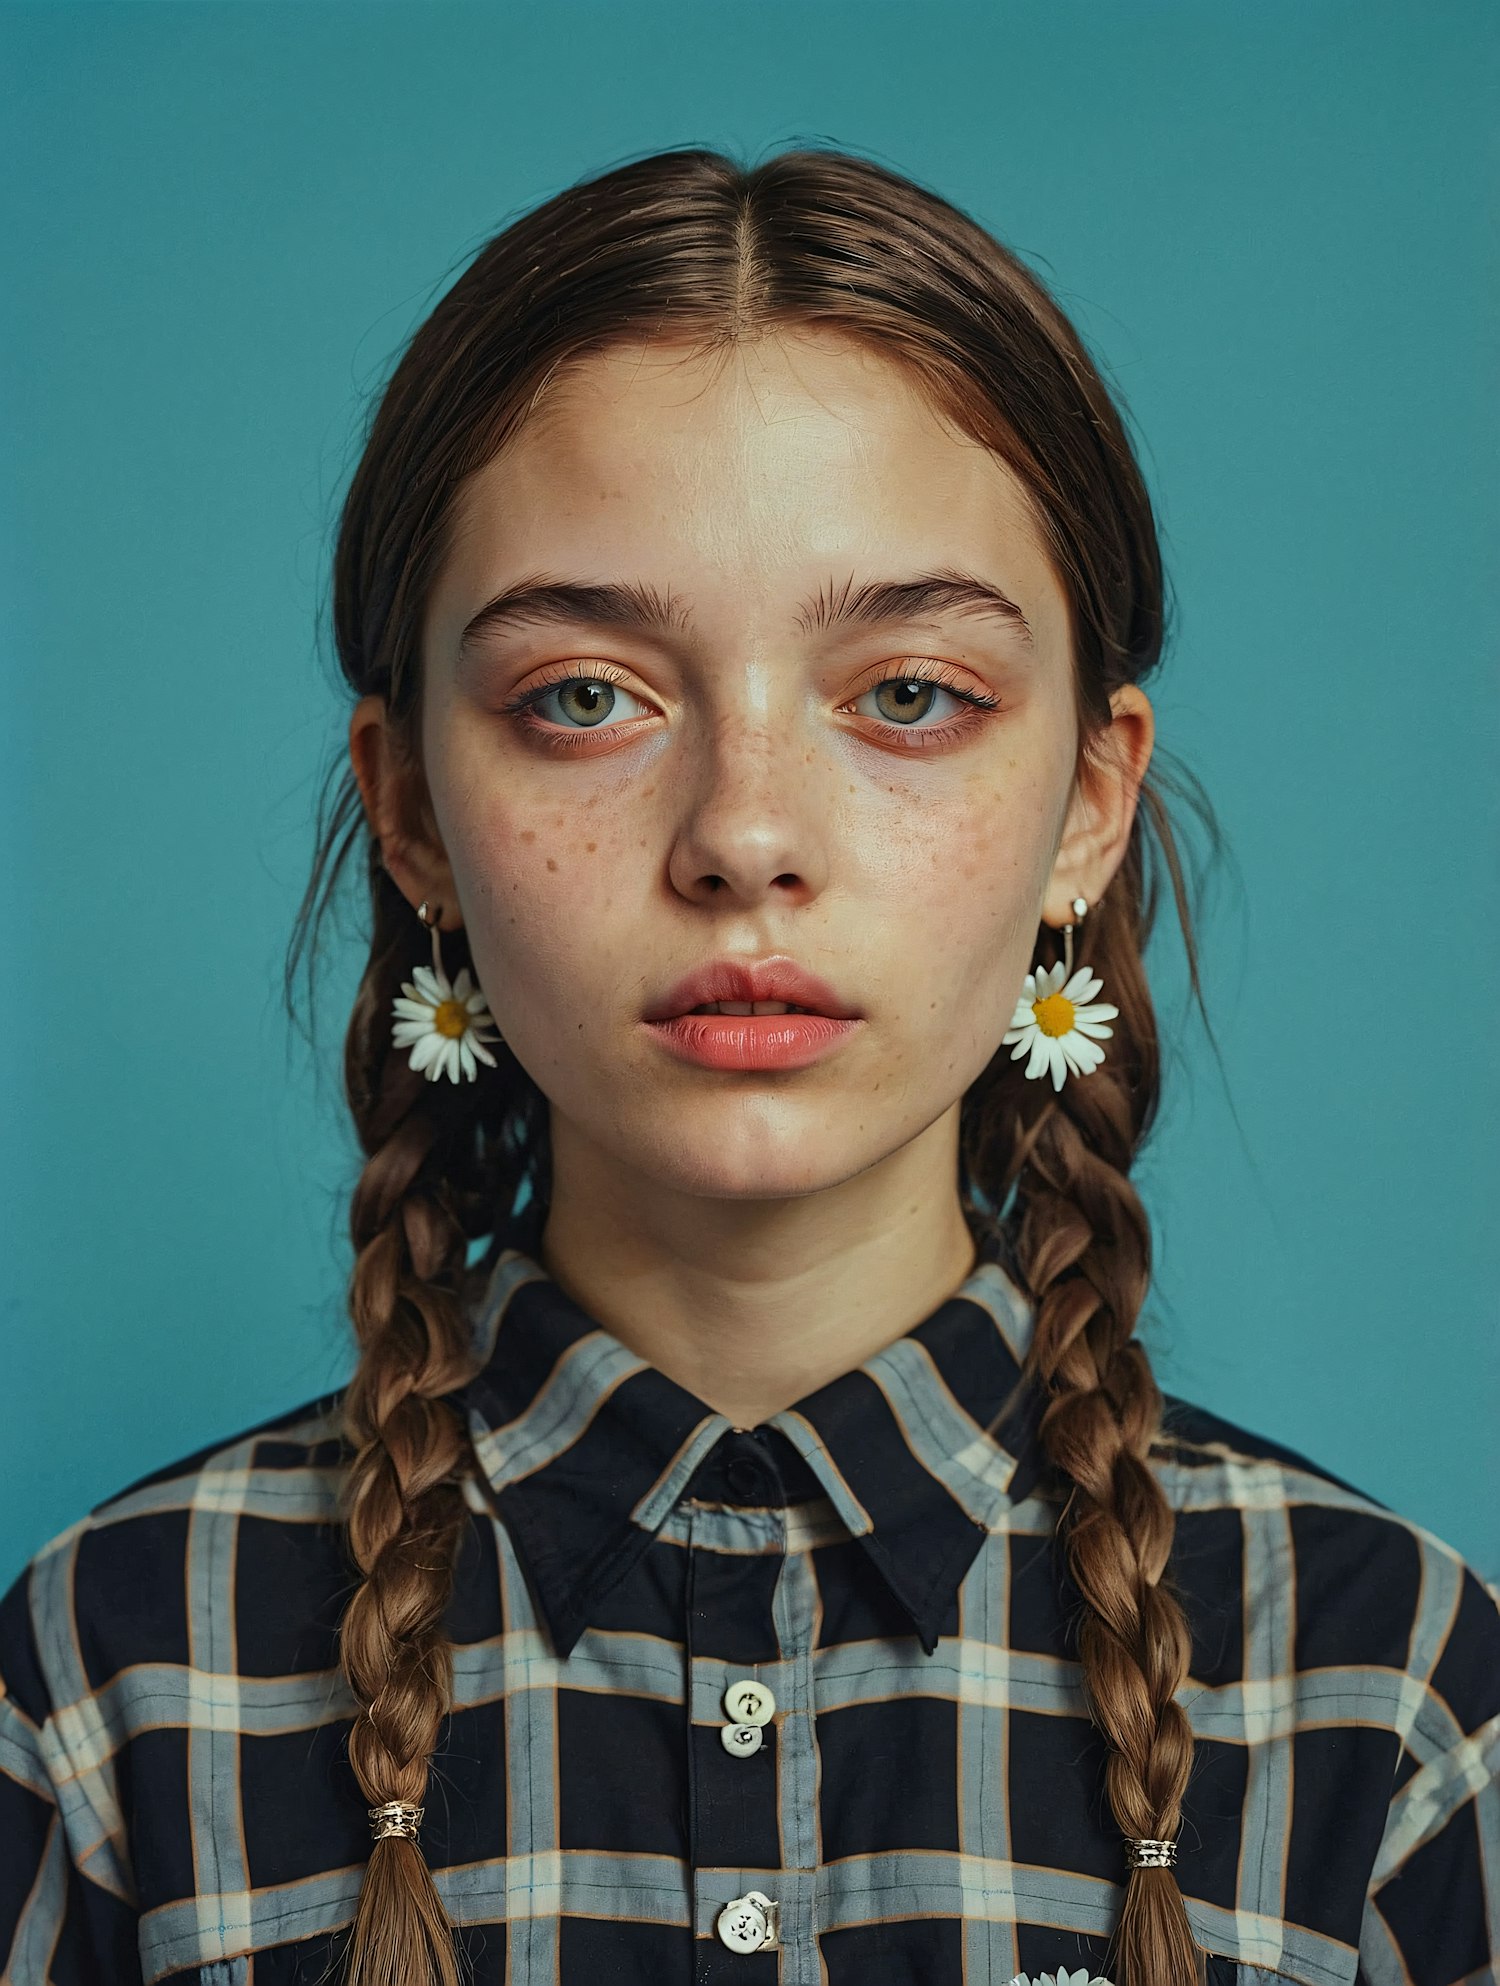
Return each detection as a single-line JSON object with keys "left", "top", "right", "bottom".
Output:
{"left": 987, "top": 895, "right": 1207, "bottom": 1986}
{"left": 332, "top": 899, "right": 493, "bottom": 1986}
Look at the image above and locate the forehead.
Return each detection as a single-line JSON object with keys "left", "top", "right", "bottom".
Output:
{"left": 432, "top": 328, "right": 1068, "bottom": 649}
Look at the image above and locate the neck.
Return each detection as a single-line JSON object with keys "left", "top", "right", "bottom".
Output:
{"left": 536, "top": 1105, "right": 980, "bottom": 1427}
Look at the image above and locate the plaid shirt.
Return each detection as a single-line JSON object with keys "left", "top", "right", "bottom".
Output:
{"left": 3, "top": 1201, "right": 1498, "bottom": 1986}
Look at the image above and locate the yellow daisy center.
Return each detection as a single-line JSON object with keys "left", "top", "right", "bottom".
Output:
{"left": 1032, "top": 992, "right": 1075, "bottom": 1038}
{"left": 432, "top": 998, "right": 471, "bottom": 1039}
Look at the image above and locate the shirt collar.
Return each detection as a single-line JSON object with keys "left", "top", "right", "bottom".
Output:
{"left": 456, "top": 1200, "right": 1046, "bottom": 1659}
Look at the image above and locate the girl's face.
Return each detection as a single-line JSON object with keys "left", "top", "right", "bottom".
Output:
{"left": 366, "top": 329, "right": 1150, "bottom": 1210}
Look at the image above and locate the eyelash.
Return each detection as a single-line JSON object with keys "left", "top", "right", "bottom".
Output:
{"left": 497, "top": 660, "right": 1002, "bottom": 752}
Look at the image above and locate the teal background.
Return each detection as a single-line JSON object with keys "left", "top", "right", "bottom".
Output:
{"left": 3, "top": 1, "right": 1496, "bottom": 1586}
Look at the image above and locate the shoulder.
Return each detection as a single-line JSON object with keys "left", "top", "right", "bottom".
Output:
{"left": 1153, "top": 1390, "right": 1500, "bottom": 1743}
{"left": 0, "top": 1390, "right": 353, "bottom": 1731}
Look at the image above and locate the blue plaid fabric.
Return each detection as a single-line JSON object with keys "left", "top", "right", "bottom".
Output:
{"left": 2, "top": 1199, "right": 1497, "bottom": 1985}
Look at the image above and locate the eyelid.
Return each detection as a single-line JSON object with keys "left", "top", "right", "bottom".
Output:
{"left": 500, "top": 655, "right": 996, "bottom": 709}
{"left": 842, "top": 656, "right": 999, "bottom": 706}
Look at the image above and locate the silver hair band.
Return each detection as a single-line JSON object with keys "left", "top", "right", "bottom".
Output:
{"left": 1125, "top": 1835, "right": 1178, "bottom": 1869}
{"left": 369, "top": 1800, "right": 424, "bottom": 1841}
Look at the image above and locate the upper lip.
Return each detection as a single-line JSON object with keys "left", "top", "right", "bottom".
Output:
{"left": 643, "top": 955, "right": 863, "bottom": 1022}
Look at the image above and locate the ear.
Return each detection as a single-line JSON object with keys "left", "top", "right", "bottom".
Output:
{"left": 1043, "top": 684, "right": 1155, "bottom": 927}
{"left": 348, "top": 695, "right": 461, "bottom": 928}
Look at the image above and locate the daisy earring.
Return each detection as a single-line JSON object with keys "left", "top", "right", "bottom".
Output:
{"left": 390, "top": 900, "right": 504, "bottom": 1084}
{"left": 1001, "top": 895, "right": 1120, "bottom": 1094}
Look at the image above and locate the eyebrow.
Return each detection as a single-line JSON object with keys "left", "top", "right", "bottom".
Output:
{"left": 456, "top": 567, "right": 1035, "bottom": 655}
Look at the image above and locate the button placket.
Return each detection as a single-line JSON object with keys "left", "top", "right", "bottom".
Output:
{"left": 686, "top": 1449, "right": 789, "bottom": 1970}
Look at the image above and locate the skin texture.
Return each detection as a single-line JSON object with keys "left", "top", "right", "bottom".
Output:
{"left": 350, "top": 329, "right": 1153, "bottom": 1426}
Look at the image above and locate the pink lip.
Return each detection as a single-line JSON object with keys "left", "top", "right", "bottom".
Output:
{"left": 642, "top": 1010, "right": 862, "bottom": 1072}
{"left": 641, "top": 955, "right": 862, "bottom": 1024}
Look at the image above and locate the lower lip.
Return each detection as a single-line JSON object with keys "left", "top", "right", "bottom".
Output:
{"left": 643, "top": 1012, "right": 863, "bottom": 1071}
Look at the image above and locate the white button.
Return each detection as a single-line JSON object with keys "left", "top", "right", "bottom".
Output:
{"left": 716, "top": 1891, "right": 779, "bottom": 1952}
{"left": 723, "top": 1678, "right": 776, "bottom": 1724}
{"left": 721, "top": 1719, "right": 764, "bottom": 1758}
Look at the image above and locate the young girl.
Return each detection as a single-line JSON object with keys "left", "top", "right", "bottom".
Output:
{"left": 2, "top": 146, "right": 1496, "bottom": 1986}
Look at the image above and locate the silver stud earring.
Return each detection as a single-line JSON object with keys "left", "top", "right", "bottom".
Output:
{"left": 1001, "top": 895, "right": 1119, "bottom": 1092}
{"left": 389, "top": 900, "right": 503, "bottom": 1083}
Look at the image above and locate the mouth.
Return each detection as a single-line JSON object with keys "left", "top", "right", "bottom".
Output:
{"left": 642, "top": 956, "right": 862, "bottom": 1024}
{"left": 681, "top": 1001, "right": 819, "bottom": 1016}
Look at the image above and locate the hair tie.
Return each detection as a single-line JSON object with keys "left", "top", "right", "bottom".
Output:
{"left": 1125, "top": 1835, "right": 1177, "bottom": 1869}
{"left": 369, "top": 1799, "right": 424, "bottom": 1841}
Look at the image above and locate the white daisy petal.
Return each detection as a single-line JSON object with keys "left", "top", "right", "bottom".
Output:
{"left": 1009, "top": 1033, "right": 1033, "bottom": 1060}
{"left": 453, "top": 967, "right": 474, "bottom": 1000}
{"left": 398, "top": 981, "right": 433, "bottom": 1008}
{"left": 1025, "top": 1033, "right": 1051, "bottom": 1081}
{"left": 392, "top": 1022, "right": 432, "bottom": 1047}
{"left": 392, "top": 996, "right": 437, "bottom": 1020}
{"left": 408, "top": 1031, "right": 443, "bottom": 1072}
{"left": 1075, "top": 1000, "right": 1119, "bottom": 1023}
{"left": 469, "top": 1036, "right": 499, "bottom": 1068}
{"left": 1047, "top": 1040, "right": 1067, "bottom": 1090}
{"left": 1072, "top": 1018, "right": 1114, "bottom": 1040}
{"left": 458, "top": 1037, "right": 477, "bottom": 1081}
{"left": 1063, "top": 968, "right": 1097, "bottom": 1000}
{"left": 412, "top": 965, "right": 450, "bottom": 1003}
{"left": 465, "top": 988, "right": 492, "bottom": 1013}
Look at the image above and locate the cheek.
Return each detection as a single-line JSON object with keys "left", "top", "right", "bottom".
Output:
{"left": 861, "top": 760, "right": 1055, "bottom": 949}
{"left": 435, "top": 776, "right": 646, "bottom": 1007}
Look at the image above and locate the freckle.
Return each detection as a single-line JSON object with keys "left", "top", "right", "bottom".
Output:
{"left": 520, "top": 830, "right": 536, "bottom": 844}
{"left": 546, "top": 858, "right": 558, "bottom": 872}
{"left": 586, "top": 842, "right": 597, "bottom": 854}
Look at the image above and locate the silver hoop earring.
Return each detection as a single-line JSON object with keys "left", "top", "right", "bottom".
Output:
{"left": 1001, "top": 895, "right": 1119, "bottom": 1092}
{"left": 389, "top": 899, "right": 503, "bottom": 1083}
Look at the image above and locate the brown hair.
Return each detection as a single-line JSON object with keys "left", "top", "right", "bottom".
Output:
{"left": 287, "top": 143, "right": 1227, "bottom": 1986}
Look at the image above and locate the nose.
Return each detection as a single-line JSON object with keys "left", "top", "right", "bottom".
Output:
{"left": 665, "top": 710, "right": 831, "bottom": 909}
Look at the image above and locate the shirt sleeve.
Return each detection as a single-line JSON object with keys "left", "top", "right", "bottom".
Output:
{"left": 1359, "top": 1566, "right": 1500, "bottom": 1986}
{"left": 0, "top": 1563, "right": 144, "bottom": 1985}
